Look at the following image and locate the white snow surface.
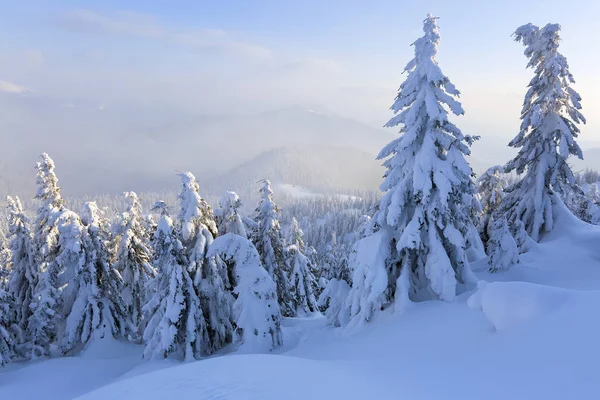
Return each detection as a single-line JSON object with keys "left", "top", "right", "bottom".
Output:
{"left": 3, "top": 200, "right": 600, "bottom": 399}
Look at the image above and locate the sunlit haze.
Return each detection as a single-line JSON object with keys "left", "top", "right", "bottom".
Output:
{"left": 1, "top": 0, "right": 600, "bottom": 195}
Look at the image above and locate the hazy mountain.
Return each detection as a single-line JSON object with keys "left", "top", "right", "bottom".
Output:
{"left": 202, "top": 145, "right": 385, "bottom": 200}
{"left": 0, "top": 94, "right": 395, "bottom": 196}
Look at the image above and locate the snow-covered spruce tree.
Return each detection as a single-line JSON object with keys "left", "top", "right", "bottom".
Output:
{"left": 61, "top": 203, "right": 129, "bottom": 354}
{"left": 0, "top": 235, "right": 11, "bottom": 291}
{"left": 286, "top": 245, "right": 319, "bottom": 315}
{"left": 253, "top": 180, "right": 293, "bottom": 317}
{"left": 113, "top": 192, "right": 155, "bottom": 332}
{"left": 6, "top": 196, "right": 36, "bottom": 332}
{"left": 562, "top": 185, "right": 600, "bottom": 225}
{"left": 0, "top": 289, "right": 17, "bottom": 366}
{"left": 177, "top": 172, "right": 232, "bottom": 354}
{"left": 487, "top": 216, "right": 519, "bottom": 273}
{"left": 208, "top": 234, "right": 282, "bottom": 352}
{"left": 286, "top": 217, "right": 305, "bottom": 252}
{"left": 216, "top": 191, "right": 248, "bottom": 238}
{"left": 143, "top": 201, "right": 206, "bottom": 360}
{"left": 346, "top": 15, "right": 478, "bottom": 328}
{"left": 476, "top": 166, "right": 507, "bottom": 247}
{"left": 318, "top": 217, "right": 368, "bottom": 326}
{"left": 27, "top": 153, "right": 67, "bottom": 358}
{"left": 32, "top": 153, "right": 65, "bottom": 260}
{"left": 502, "top": 23, "right": 586, "bottom": 242}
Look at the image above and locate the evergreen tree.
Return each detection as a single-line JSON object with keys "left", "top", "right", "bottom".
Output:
{"left": 143, "top": 202, "right": 206, "bottom": 360}
{"left": 347, "top": 15, "right": 478, "bottom": 328}
{"left": 476, "top": 166, "right": 507, "bottom": 247}
{"left": 253, "top": 180, "right": 293, "bottom": 316}
{"left": 113, "top": 192, "right": 155, "bottom": 332}
{"left": 6, "top": 196, "right": 36, "bottom": 332}
{"left": 216, "top": 191, "right": 248, "bottom": 238}
{"left": 27, "top": 153, "right": 67, "bottom": 358}
{"left": 286, "top": 245, "right": 319, "bottom": 315}
{"left": 0, "top": 234, "right": 11, "bottom": 291}
{"left": 32, "top": 153, "right": 65, "bottom": 262}
{"left": 177, "top": 172, "right": 232, "bottom": 354}
{"left": 487, "top": 216, "right": 519, "bottom": 273}
{"left": 318, "top": 278, "right": 351, "bottom": 327}
{"left": 61, "top": 203, "right": 129, "bottom": 354}
{"left": 502, "top": 23, "right": 586, "bottom": 241}
{"left": 208, "top": 234, "right": 282, "bottom": 352}
{"left": 286, "top": 217, "right": 305, "bottom": 252}
{"left": 0, "top": 289, "right": 17, "bottom": 366}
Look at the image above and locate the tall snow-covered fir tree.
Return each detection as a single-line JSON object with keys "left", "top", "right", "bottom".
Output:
{"left": 143, "top": 201, "right": 206, "bottom": 360}
{"left": 0, "top": 289, "right": 17, "bottom": 366}
{"left": 346, "top": 15, "right": 478, "bottom": 328}
{"left": 32, "top": 153, "right": 65, "bottom": 260}
{"left": 286, "top": 245, "right": 319, "bottom": 316}
{"left": 215, "top": 191, "right": 248, "bottom": 238}
{"left": 253, "top": 180, "right": 293, "bottom": 317}
{"left": 208, "top": 234, "right": 282, "bottom": 352}
{"left": 502, "top": 23, "right": 586, "bottom": 242}
{"left": 176, "top": 172, "right": 233, "bottom": 355}
{"left": 284, "top": 217, "right": 319, "bottom": 315}
{"left": 61, "top": 203, "right": 129, "bottom": 354}
{"left": 0, "top": 235, "right": 11, "bottom": 291}
{"left": 113, "top": 192, "right": 155, "bottom": 332}
{"left": 286, "top": 217, "right": 305, "bottom": 252}
{"left": 487, "top": 216, "right": 519, "bottom": 273}
{"left": 6, "top": 196, "right": 36, "bottom": 332}
{"left": 27, "top": 153, "right": 68, "bottom": 358}
{"left": 476, "top": 166, "right": 507, "bottom": 247}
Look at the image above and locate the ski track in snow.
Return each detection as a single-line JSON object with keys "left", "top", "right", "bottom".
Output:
{"left": 2, "top": 201, "right": 600, "bottom": 399}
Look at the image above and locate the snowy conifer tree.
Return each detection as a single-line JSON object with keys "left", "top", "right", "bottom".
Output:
{"left": 143, "top": 201, "right": 206, "bottom": 360}
{"left": 113, "top": 192, "right": 155, "bottom": 332}
{"left": 476, "top": 166, "right": 507, "bottom": 247}
{"left": 177, "top": 172, "right": 232, "bottom": 354}
{"left": 502, "top": 23, "right": 586, "bottom": 241}
{"left": 61, "top": 203, "right": 129, "bottom": 354}
{"left": 6, "top": 196, "right": 36, "bottom": 332}
{"left": 216, "top": 191, "right": 248, "bottom": 238}
{"left": 208, "top": 234, "right": 282, "bottom": 352}
{"left": 253, "top": 180, "right": 293, "bottom": 316}
{"left": 27, "top": 153, "right": 67, "bottom": 358}
{"left": 487, "top": 216, "right": 519, "bottom": 273}
{"left": 0, "top": 235, "right": 11, "bottom": 291}
{"left": 347, "top": 15, "right": 478, "bottom": 328}
{"left": 286, "top": 245, "right": 318, "bottom": 315}
{"left": 318, "top": 278, "right": 351, "bottom": 327}
{"left": 286, "top": 217, "right": 305, "bottom": 252}
{"left": 0, "top": 289, "right": 17, "bottom": 366}
{"left": 32, "top": 153, "right": 65, "bottom": 261}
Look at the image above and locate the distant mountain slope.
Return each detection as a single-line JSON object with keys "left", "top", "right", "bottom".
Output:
{"left": 202, "top": 145, "right": 384, "bottom": 199}
{"left": 143, "top": 106, "right": 395, "bottom": 173}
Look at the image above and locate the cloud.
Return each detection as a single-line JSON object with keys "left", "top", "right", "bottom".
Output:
{"left": 58, "top": 9, "right": 272, "bottom": 60}
{"left": 172, "top": 31, "right": 273, "bottom": 59}
{"left": 0, "top": 80, "right": 30, "bottom": 94}
{"left": 59, "top": 9, "right": 164, "bottom": 37}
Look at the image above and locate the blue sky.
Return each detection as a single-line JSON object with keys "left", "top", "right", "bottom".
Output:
{"left": 1, "top": 0, "right": 599, "bottom": 141}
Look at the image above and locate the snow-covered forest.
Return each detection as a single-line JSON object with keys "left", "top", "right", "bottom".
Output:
{"left": 2, "top": 12, "right": 600, "bottom": 400}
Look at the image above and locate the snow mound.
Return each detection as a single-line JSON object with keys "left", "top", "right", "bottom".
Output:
{"left": 76, "top": 354, "right": 389, "bottom": 400}
{"left": 468, "top": 281, "right": 573, "bottom": 330}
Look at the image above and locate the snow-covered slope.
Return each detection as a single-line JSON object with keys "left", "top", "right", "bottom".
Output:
{"left": 76, "top": 353, "right": 391, "bottom": 400}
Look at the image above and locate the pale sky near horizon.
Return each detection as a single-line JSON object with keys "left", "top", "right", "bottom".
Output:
{"left": 1, "top": 0, "right": 600, "bottom": 144}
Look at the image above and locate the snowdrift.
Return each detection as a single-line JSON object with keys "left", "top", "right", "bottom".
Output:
{"left": 76, "top": 354, "right": 390, "bottom": 400}
{"left": 468, "top": 280, "right": 573, "bottom": 330}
